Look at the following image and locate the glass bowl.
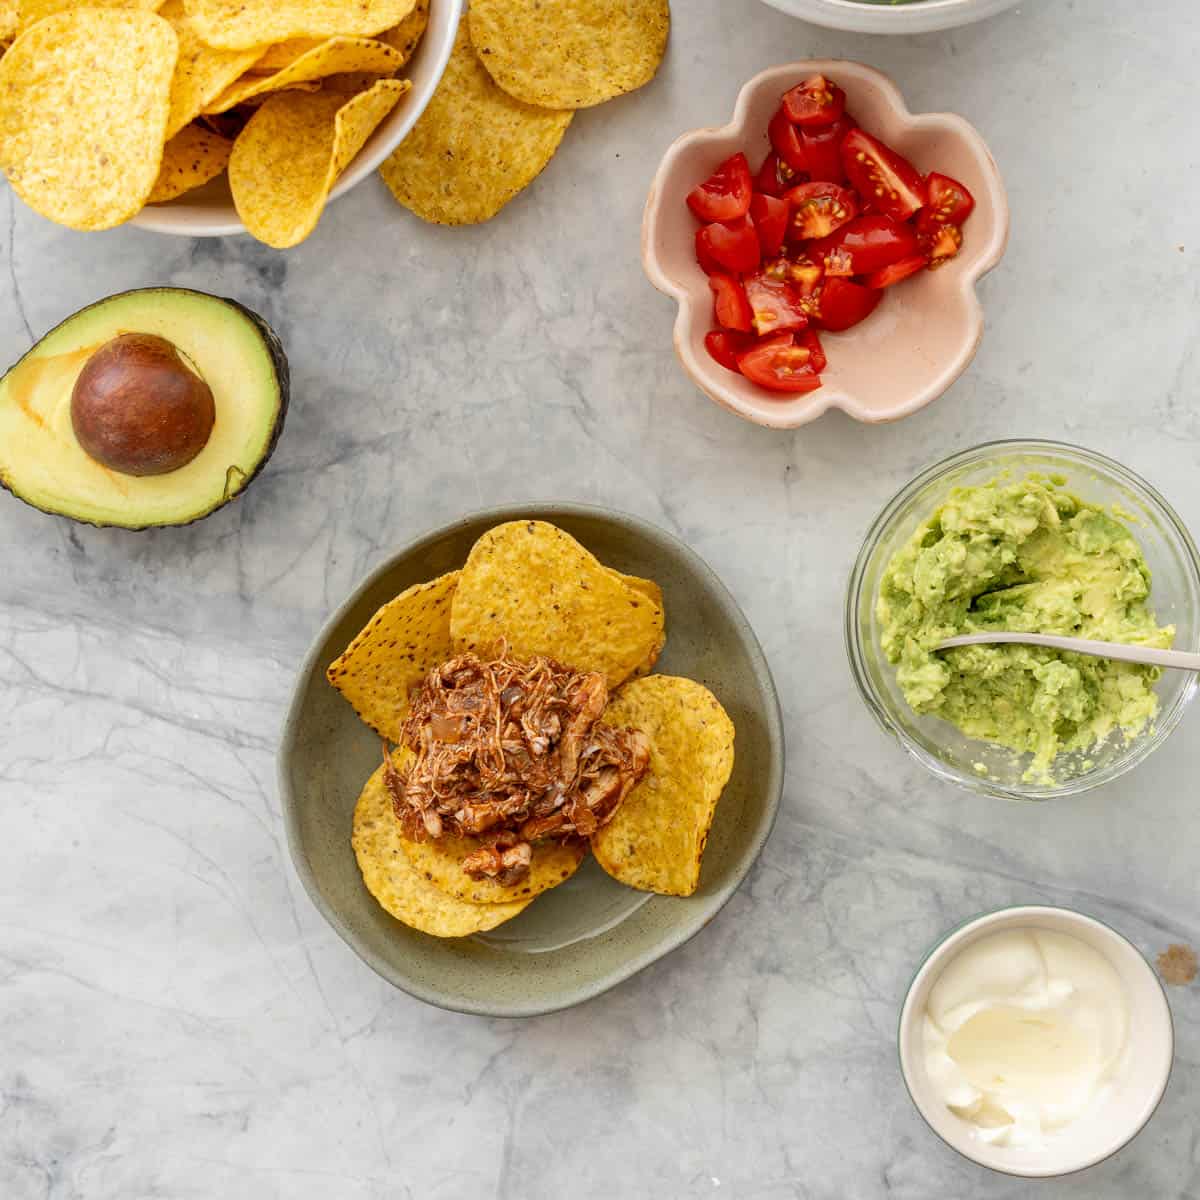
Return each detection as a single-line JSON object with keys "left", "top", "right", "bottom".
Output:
{"left": 845, "top": 440, "right": 1200, "bottom": 799}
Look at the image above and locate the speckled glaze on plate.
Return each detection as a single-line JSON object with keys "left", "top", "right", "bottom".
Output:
{"left": 278, "top": 504, "right": 784, "bottom": 1017}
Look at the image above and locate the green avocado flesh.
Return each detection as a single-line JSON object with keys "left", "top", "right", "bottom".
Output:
{"left": 0, "top": 288, "right": 287, "bottom": 529}
{"left": 877, "top": 476, "right": 1174, "bottom": 782}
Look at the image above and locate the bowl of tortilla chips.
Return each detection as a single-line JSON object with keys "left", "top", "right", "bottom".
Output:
{"left": 279, "top": 504, "right": 783, "bottom": 1016}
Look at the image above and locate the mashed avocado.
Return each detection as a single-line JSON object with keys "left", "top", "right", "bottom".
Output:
{"left": 878, "top": 476, "right": 1174, "bottom": 781}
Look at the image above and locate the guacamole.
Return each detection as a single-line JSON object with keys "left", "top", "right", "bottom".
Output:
{"left": 877, "top": 477, "right": 1174, "bottom": 781}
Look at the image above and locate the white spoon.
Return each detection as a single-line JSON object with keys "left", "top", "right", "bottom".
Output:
{"left": 934, "top": 632, "right": 1200, "bottom": 672}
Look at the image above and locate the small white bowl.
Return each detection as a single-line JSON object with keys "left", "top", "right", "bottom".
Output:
{"left": 641, "top": 60, "right": 1008, "bottom": 430}
{"left": 898, "top": 906, "right": 1174, "bottom": 1178}
{"left": 758, "top": 0, "right": 1023, "bottom": 34}
{"left": 131, "top": 0, "right": 463, "bottom": 238}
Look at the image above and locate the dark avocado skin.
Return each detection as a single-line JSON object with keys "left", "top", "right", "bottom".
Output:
{"left": 0, "top": 287, "right": 290, "bottom": 531}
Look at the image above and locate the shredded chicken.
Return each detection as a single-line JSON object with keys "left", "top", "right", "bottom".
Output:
{"left": 383, "top": 647, "right": 650, "bottom": 885}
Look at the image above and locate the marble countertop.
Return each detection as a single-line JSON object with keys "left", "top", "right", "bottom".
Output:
{"left": 4, "top": 1, "right": 1200, "bottom": 1196}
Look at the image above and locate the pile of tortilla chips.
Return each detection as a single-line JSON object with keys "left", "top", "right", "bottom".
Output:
{"left": 330, "top": 520, "right": 735, "bottom": 939}
{"left": 0, "top": 0, "right": 429, "bottom": 244}
{"left": 380, "top": 0, "right": 670, "bottom": 225}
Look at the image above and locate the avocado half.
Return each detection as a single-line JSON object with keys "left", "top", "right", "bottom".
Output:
{"left": 0, "top": 288, "right": 289, "bottom": 529}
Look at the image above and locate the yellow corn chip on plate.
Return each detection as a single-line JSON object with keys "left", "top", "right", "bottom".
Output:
{"left": 400, "top": 832, "right": 587, "bottom": 904}
{"left": 1, "top": 0, "right": 18, "bottom": 40}
{"left": 249, "top": 36, "right": 323, "bottom": 73}
{"left": 469, "top": 0, "right": 669, "bottom": 109}
{"left": 182, "top": 0, "right": 415, "bottom": 50}
{"left": 379, "top": 22, "right": 571, "bottom": 226}
{"left": 326, "top": 570, "right": 459, "bottom": 740}
{"left": 160, "top": 0, "right": 264, "bottom": 137}
{"left": 450, "top": 520, "right": 665, "bottom": 688}
{"left": 0, "top": 9, "right": 177, "bottom": 230}
{"left": 16, "top": 0, "right": 164, "bottom": 35}
{"left": 592, "top": 676, "right": 735, "bottom": 897}
{"left": 378, "top": 0, "right": 427, "bottom": 67}
{"left": 352, "top": 761, "right": 531, "bottom": 937}
{"left": 205, "top": 36, "right": 401, "bottom": 113}
{"left": 228, "top": 76, "right": 408, "bottom": 248}
{"left": 147, "top": 122, "right": 230, "bottom": 202}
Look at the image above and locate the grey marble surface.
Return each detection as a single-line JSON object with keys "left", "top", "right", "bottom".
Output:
{"left": 3, "top": 1, "right": 1200, "bottom": 1196}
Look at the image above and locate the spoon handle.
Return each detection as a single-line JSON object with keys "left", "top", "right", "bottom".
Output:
{"left": 934, "top": 632, "right": 1200, "bottom": 672}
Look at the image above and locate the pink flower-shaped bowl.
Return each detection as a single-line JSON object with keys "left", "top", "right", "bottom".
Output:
{"left": 641, "top": 61, "right": 1009, "bottom": 430}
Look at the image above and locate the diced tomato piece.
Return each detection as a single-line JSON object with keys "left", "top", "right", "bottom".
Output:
{"left": 744, "top": 265, "right": 810, "bottom": 336}
{"left": 768, "top": 105, "right": 808, "bottom": 172}
{"left": 750, "top": 193, "right": 789, "bottom": 258}
{"left": 708, "top": 274, "right": 753, "bottom": 332}
{"left": 923, "top": 172, "right": 974, "bottom": 225}
{"left": 863, "top": 255, "right": 927, "bottom": 289}
{"left": 785, "top": 256, "right": 823, "bottom": 299}
{"left": 687, "top": 153, "right": 752, "bottom": 223}
{"left": 781, "top": 75, "right": 847, "bottom": 128}
{"left": 696, "top": 216, "right": 760, "bottom": 274}
{"left": 814, "top": 276, "right": 883, "bottom": 332}
{"left": 754, "top": 151, "right": 800, "bottom": 198}
{"left": 704, "top": 329, "right": 754, "bottom": 373}
{"left": 822, "top": 247, "right": 854, "bottom": 277}
{"left": 921, "top": 221, "right": 963, "bottom": 268}
{"left": 695, "top": 232, "right": 723, "bottom": 276}
{"left": 841, "top": 129, "right": 924, "bottom": 222}
{"left": 809, "top": 214, "right": 920, "bottom": 275}
{"left": 786, "top": 182, "right": 857, "bottom": 241}
{"left": 800, "top": 113, "right": 855, "bottom": 183}
{"left": 737, "top": 332, "right": 822, "bottom": 394}
{"left": 798, "top": 329, "right": 827, "bottom": 373}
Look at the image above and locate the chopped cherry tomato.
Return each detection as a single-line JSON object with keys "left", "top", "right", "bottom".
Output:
{"left": 744, "top": 265, "right": 810, "bottom": 336}
{"left": 809, "top": 215, "right": 919, "bottom": 275}
{"left": 786, "top": 182, "right": 857, "bottom": 241}
{"left": 754, "top": 151, "right": 800, "bottom": 198}
{"left": 737, "top": 332, "right": 822, "bottom": 394}
{"left": 750, "top": 193, "right": 789, "bottom": 257}
{"left": 768, "top": 106, "right": 808, "bottom": 172}
{"left": 800, "top": 114, "right": 855, "bottom": 183}
{"left": 814, "top": 276, "right": 882, "bottom": 332}
{"left": 923, "top": 172, "right": 974, "bottom": 225}
{"left": 841, "top": 129, "right": 924, "bottom": 222}
{"left": 704, "top": 329, "right": 754, "bottom": 373}
{"left": 781, "top": 75, "right": 847, "bottom": 128}
{"left": 686, "top": 152, "right": 753, "bottom": 222}
{"left": 863, "top": 255, "right": 927, "bottom": 289}
{"left": 785, "top": 256, "right": 823, "bottom": 299}
{"left": 798, "top": 329, "right": 827, "bottom": 373}
{"left": 708, "top": 274, "right": 753, "bottom": 332}
{"left": 922, "top": 221, "right": 963, "bottom": 268}
{"left": 695, "top": 232, "right": 723, "bottom": 276}
{"left": 696, "top": 216, "right": 760, "bottom": 274}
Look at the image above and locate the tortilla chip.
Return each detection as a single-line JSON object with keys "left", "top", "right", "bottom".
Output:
{"left": 327, "top": 570, "right": 458, "bottom": 741}
{"left": 204, "top": 36, "right": 401, "bottom": 113}
{"left": 379, "top": 22, "right": 571, "bottom": 225}
{"left": 1, "top": 1, "right": 17, "bottom": 40}
{"left": 450, "top": 521, "right": 665, "bottom": 688}
{"left": 182, "top": 0, "right": 415, "bottom": 50}
{"left": 250, "top": 36, "right": 323, "bottom": 73}
{"left": 609, "top": 570, "right": 666, "bottom": 676}
{"left": 378, "top": 0, "right": 427, "bottom": 66}
{"left": 16, "top": 0, "right": 163, "bottom": 34}
{"left": 160, "top": 0, "right": 264, "bottom": 138}
{"left": 352, "top": 761, "right": 531, "bottom": 937}
{"left": 228, "top": 76, "right": 407, "bottom": 247}
{"left": 147, "top": 122, "right": 230, "bottom": 203}
{"left": 591, "top": 676, "right": 735, "bottom": 897}
{"left": 0, "top": 10, "right": 176, "bottom": 230}
{"left": 400, "top": 832, "right": 586, "bottom": 904}
{"left": 468, "top": 0, "right": 669, "bottom": 109}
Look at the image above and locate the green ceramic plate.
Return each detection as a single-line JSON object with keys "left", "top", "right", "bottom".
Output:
{"left": 278, "top": 504, "right": 783, "bottom": 1016}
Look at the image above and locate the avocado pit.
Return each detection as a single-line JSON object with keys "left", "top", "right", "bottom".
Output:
{"left": 70, "top": 332, "right": 215, "bottom": 476}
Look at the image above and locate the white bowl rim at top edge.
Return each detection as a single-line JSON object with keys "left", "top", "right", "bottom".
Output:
{"left": 129, "top": 0, "right": 464, "bottom": 238}
{"left": 756, "top": 0, "right": 1025, "bottom": 36}
{"left": 897, "top": 905, "right": 1174, "bottom": 1179}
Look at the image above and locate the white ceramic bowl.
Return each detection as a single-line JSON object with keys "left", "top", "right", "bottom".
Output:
{"left": 758, "top": 0, "right": 1024, "bottom": 34}
{"left": 131, "top": 0, "right": 463, "bottom": 237}
{"left": 641, "top": 60, "right": 1008, "bottom": 430}
{"left": 898, "top": 906, "right": 1174, "bottom": 1178}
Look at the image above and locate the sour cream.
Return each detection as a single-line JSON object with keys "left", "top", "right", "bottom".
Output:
{"left": 922, "top": 927, "right": 1129, "bottom": 1148}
